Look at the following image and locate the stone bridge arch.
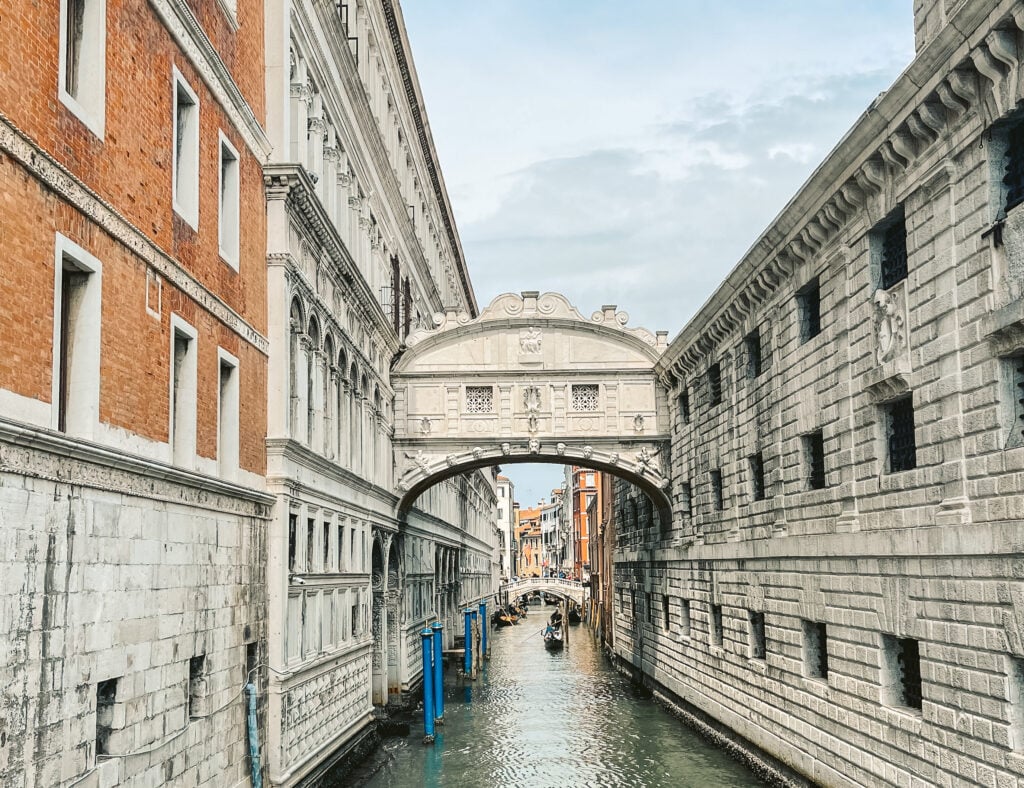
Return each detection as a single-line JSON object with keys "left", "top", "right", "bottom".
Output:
{"left": 391, "top": 291, "right": 673, "bottom": 522}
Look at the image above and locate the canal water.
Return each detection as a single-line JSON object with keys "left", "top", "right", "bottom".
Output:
{"left": 361, "top": 614, "right": 765, "bottom": 788}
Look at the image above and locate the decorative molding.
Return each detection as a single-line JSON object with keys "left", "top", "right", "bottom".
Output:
{"left": 0, "top": 110, "right": 269, "bottom": 355}
{"left": 147, "top": 0, "right": 271, "bottom": 159}
{"left": 0, "top": 418, "right": 273, "bottom": 518}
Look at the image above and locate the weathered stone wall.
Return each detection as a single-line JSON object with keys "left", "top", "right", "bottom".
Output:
{"left": 0, "top": 440, "right": 269, "bottom": 788}
{"left": 609, "top": 1, "right": 1024, "bottom": 785}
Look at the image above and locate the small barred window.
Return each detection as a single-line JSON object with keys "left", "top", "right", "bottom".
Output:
{"left": 465, "top": 386, "right": 494, "bottom": 414}
{"left": 571, "top": 384, "right": 599, "bottom": 411}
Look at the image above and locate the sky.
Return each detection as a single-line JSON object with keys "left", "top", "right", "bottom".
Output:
{"left": 401, "top": 1, "right": 915, "bottom": 507}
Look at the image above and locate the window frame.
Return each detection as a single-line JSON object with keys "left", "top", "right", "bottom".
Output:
{"left": 169, "top": 313, "right": 198, "bottom": 467}
{"left": 217, "top": 131, "right": 241, "bottom": 269}
{"left": 217, "top": 347, "right": 240, "bottom": 479}
{"left": 58, "top": 0, "right": 106, "bottom": 139}
{"left": 797, "top": 277, "right": 822, "bottom": 343}
{"left": 172, "top": 67, "right": 201, "bottom": 230}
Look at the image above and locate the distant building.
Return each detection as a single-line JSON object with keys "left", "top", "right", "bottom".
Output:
{"left": 514, "top": 505, "right": 542, "bottom": 577}
{"left": 496, "top": 474, "right": 515, "bottom": 580}
{"left": 568, "top": 466, "right": 601, "bottom": 580}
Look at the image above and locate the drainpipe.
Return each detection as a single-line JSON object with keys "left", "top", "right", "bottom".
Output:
{"left": 245, "top": 683, "right": 263, "bottom": 788}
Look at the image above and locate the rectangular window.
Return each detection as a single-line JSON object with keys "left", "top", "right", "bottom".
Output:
{"left": 245, "top": 641, "right": 258, "bottom": 685}
{"left": 53, "top": 236, "right": 102, "bottom": 437}
{"left": 745, "top": 328, "right": 762, "bottom": 378}
{"left": 797, "top": 278, "right": 821, "bottom": 342}
{"left": 172, "top": 69, "right": 200, "bottom": 228}
{"left": 630, "top": 590, "right": 636, "bottom": 619}
{"left": 803, "top": 620, "right": 828, "bottom": 680}
{"left": 710, "top": 469, "right": 724, "bottom": 511}
{"left": 288, "top": 513, "right": 298, "bottom": 573}
{"left": 95, "top": 677, "right": 118, "bottom": 758}
{"left": 1008, "top": 656, "right": 1024, "bottom": 750}
{"left": 680, "top": 599, "right": 691, "bottom": 637}
{"left": 644, "top": 592, "right": 653, "bottom": 625}
{"left": 59, "top": 0, "right": 106, "bottom": 137}
{"left": 217, "top": 350, "right": 239, "bottom": 478}
{"left": 218, "top": 133, "right": 240, "bottom": 268}
{"left": 351, "top": 602, "right": 359, "bottom": 637}
{"left": 681, "top": 481, "right": 692, "bottom": 518}
{"left": 881, "top": 635, "right": 922, "bottom": 710}
{"left": 710, "top": 604, "right": 723, "bottom": 647}
{"left": 465, "top": 385, "right": 494, "bottom": 414}
{"left": 749, "top": 610, "right": 766, "bottom": 661}
{"left": 886, "top": 396, "right": 917, "bottom": 472}
{"left": 748, "top": 452, "right": 766, "bottom": 501}
{"left": 571, "top": 384, "right": 599, "bottom": 412}
{"left": 804, "top": 430, "right": 826, "bottom": 489}
{"left": 1005, "top": 121, "right": 1024, "bottom": 214}
{"left": 678, "top": 387, "right": 690, "bottom": 424}
{"left": 188, "top": 655, "right": 208, "bottom": 719}
{"left": 337, "top": 522, "right": 345, "bottom": 571}
{"left": 307, "top": 518, "right": 316, "bottom": 573}
{"left": 662, "top": 594, "right": 671, "bottom": 631}
{"left": 708, "top": 362, "right": 722, "bottom": 406}
{"left": 879, "top": 211, "right": 908, "bottom": 289}
{"left": 170, "top": 316, "right": 198, "bottom": 467}
{"left": 322, "top": 519, "right": 330, "bottom": 572}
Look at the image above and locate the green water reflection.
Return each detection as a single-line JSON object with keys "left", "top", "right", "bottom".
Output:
{"left": 363, "top": 619, "right": 764, "bottom": 788}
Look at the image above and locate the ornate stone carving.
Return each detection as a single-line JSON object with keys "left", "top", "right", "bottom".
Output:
{"left": 528, "top": 439, "right": 540, "bottom": 454}
{"left": 633, "top": 414, "right": 645, "bottom": 434}
{"left": 583, "top": 446, "right": 593, "bottom": 460}
{"left": 873, "top": 289, "right": 905, "bottom": 364}
{"left": 519, "top": 327, "right": 542, "bottom": 355}
{"left": 556, "top": 443, "right": 566, "bottom": 455}
{"left": 419, "top": 417, "right": 431, "bottom": 435}
{"left": 500, "top": 442, "right": 511, "bottom": 456}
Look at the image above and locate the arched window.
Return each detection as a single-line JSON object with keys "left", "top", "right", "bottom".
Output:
{"left": 337, "top": 348, "right": 348, "bottom": 465}
{"left": 288, "top": 298, "right": 305, "bottom": 437}
{"left": 323, "top": 335, "right": 336, "bottom": 458}
{"left": 306, "top": 317, "right": 321, "bottom": 447}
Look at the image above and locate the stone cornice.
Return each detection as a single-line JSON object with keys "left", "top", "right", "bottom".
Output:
{"left": 0, "top": 417, "right": 273, "bottom": 517}
{"left": 658, "top": 0, "right": 1023, "bottom": 382}
{"left": 379, "top": 0, "right": 478, "bottom": 316}
{"left": 263, "top": 163, "right": 400, "bottom": 357}
{"left": 296, "top": 6, "right": 452, "bottom": 318}
{"left": 147, "top": 0, "right": 271, "bottom": 159}
{"left": 0, "top": 110, "right": 269, "bottom": 355}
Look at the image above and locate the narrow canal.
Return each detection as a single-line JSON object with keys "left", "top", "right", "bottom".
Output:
{"left": 360, "top": 612, "right": 765, "bottom": 787}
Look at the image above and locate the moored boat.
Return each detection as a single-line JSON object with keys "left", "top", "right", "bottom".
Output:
{"left": 542, "top": 624, "right": 564, "bottom": 649}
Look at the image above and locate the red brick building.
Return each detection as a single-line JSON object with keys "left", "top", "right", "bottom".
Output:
{"left": 0, "top": 0, "right": 272, "bottom": 785}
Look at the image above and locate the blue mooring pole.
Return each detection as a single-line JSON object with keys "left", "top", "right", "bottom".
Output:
{"left": 470, "top": 609, "right": 479, "bottom": 677}
{"left": 431, "top": 621, "right": 444, "bottom": 724}
{"left": 463, "top": 609, "right": 473, "bottom": 677}
{"left": 421, "top": 628, "right": 435, "bottom": 744}
{"left": 479, "top": 601, "right": 488, "bottom": 658}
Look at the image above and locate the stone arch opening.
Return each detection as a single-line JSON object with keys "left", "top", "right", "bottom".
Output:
{"left": 370, "top": 537, "right": 386, "bottom": 705}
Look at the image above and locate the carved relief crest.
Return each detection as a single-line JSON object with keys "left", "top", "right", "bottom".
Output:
{"left": 873, "top": 288, "right": 905, "bottom": 364}
{"left": 519, "top": 327, "right": 542, "bottom": 354}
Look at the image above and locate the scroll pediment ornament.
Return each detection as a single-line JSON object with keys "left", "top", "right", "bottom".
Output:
{"left": 419, "top": 417, "right": 431, "bottom": 435}
{"left": 633, "top": 414, "right": 645, "bottom": 434}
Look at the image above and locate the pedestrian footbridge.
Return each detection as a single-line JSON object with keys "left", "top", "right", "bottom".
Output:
{"left": 501, "top": 576, "right": 589, "bottom": 606}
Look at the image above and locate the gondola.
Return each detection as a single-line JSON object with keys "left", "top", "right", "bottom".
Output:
{"left": 567, "top": 606, "right": 582, "bottom": 625}
{"left": 542, "top": 624, "right": 564, "bottom": 649}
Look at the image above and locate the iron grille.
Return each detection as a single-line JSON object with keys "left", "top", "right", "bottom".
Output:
{"left": 1016, "top": 357, "right": 1024, "bottom": 444}
{"left": 880, "top": 218, "right": 908, "bottom": 289}
{"left": 711, "top": 469, "right": 724, "bottom": 511}
{"left": 708, "top": 363, "right": 722, "bottom": 406}
{"left": 813, "top": 622, "right": 829, "bottom": 679}
{"left": 682, "top": 482, "right": 693, "bottom": 517}
{"left": 711, "top": 604, "right": 724, "bottom": 645}
{"left": 745, "top": 328, "right": 763, "bottom": 378}
{"left": 806, "top": 430, "right": 826, "bottom": 489}
{"left": 897, "top": 637, "right": 922, "bottom": 709}
{"left": 750, "top": 611, "right": 766, "bottom": 660}
{"left": 679, "top": 388, "right": 690, "bottom": 423}
{"left": 1005, "top": 122, "right": 1024, "bottom": 213}
{"left": 887, "top": 397, "right": 917, "bottom": 472}
{"left": 798, "top": 279, "right": 821, "bottom": 342}
{"left": 749, "top": 452, "right": 766, "bottom": 501}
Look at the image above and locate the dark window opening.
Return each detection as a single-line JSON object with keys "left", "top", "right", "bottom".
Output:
{"left": 745, "top": 328, "right": 763, "bottom": 378}
{"left": 886, "top": 396, "right": 917, "bottom": 473}
{"left": 65, "top": 0, "right": 86, "bottom": 98}
{"left": 645, "top": 592, "right": 653, "bottom": 625}
{"left": 805, "top": 430, "right": 826, "bottom": 490}
{"left": 749, "top": 452, "right": 766, "bottom": 501}
{"left": 710, "top": 469, "right": 724, "bottom": 511}
{"left": 1005, "top": 121, "right": 1024, "bottom": 214}
{"left": 245, "top": 641, "right": 258, "bottom": 685}
{"left": 678, "top": 388, "right": 690, "bottom": 424}
{"left": 797, "top": 278, "right": 821, "bottom": 342}
{"left": 322, "top": 521, "right": 330, "bottom": 571}
{"left": 188, "top": 655, "right": 207, "bottom": 719}
{"left": 680, "top": 599, "right": 692, "bottom": 637}
{"left": 681, "top": 481, "right": 692, "bottom": 518}
{"left": 95, "top": 678, "right": 118, "bottom": 757}
{"left": 803, "top": 620, "right": 829, "bottom": 679}
{"left": 880, "top": 214, "right": 908, "bottom": 289}
{"left": 402, "top": 278, "right": 413, "bottom": 339}
{"left": 663, "top": 594, "right": 671, "bottom": 631}
{"left": 883, "top": 635, "right": 923, "bottom": 710}
{"left": 288, "top": 513, "right": 297, "bottom": 573}
{"left": 307, "top": 518, "right": 316, "bottom": 572}
{"left": 708, "top": 363, "right": 723, "bottom": 406}
{"left": 710, "top": 604, "right": 724, "bottom": 647}
{"left": 58, "top": 266, "right": 87, "bottom": 432}
{"left": 749, "top": 611, "right": 766, "bottom": 661}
